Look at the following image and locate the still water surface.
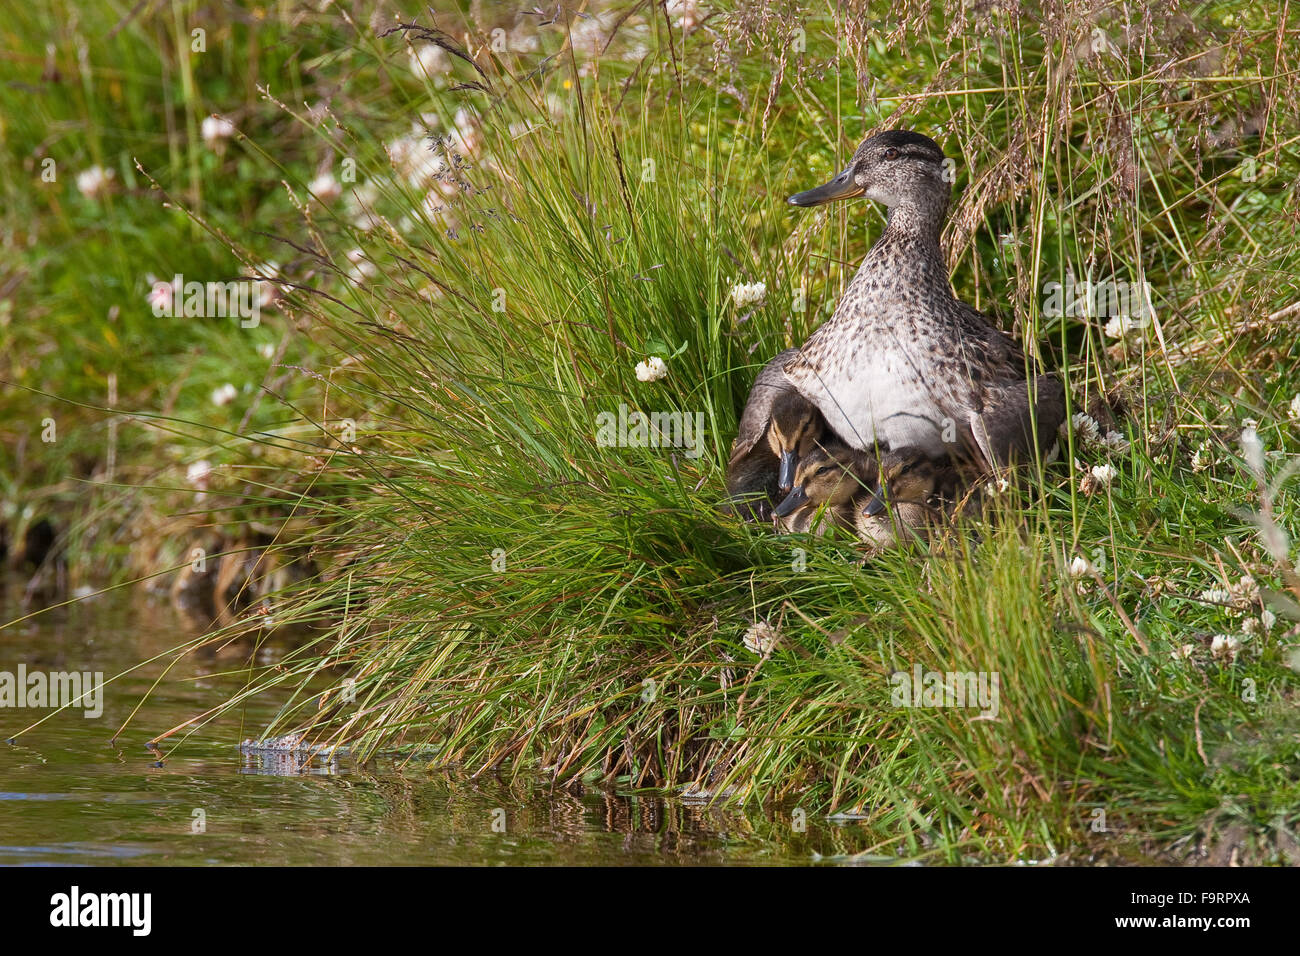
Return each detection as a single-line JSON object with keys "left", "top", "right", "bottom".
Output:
{"left": 1, "top": 590, "right": 864, "bottom": 865}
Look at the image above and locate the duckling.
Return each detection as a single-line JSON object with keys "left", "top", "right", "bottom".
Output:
{"left": 784, "top": 129, "right": 1065, "bottom": 472}
{"left": 771, "top": 441, "right": 877, "bottom": 535}
{"left": 725, "top": 348, "right": 827, "bottom": 519}
{"left": 856, "top": 447, "right": 949, "bottom": 549}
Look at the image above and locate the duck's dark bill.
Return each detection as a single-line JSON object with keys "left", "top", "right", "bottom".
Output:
{"left": 787, "top": 166, "right": 863, "bottom": 206}
{"left": 773, "top": 486, "right": 807, "bottom": 518}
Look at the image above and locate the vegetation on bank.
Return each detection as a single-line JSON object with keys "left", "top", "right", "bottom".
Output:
{"left": 4, "top": 0, "right": 1300, "bottom": 863}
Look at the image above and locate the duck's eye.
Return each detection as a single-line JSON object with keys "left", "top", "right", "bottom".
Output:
{"left": 883, "top": 147, "right": 900, "bottom": 160}
{"left": 815, "top": 466, "right": 835, "bottom": 477}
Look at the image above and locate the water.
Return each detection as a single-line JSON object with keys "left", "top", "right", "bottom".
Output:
{"left": 0, "top": 589, "right": 863, "bottom": 865}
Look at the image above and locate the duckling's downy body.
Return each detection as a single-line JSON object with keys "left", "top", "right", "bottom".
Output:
{"left": 856, "top": 447, "right": 950, "bottom": 548}
{"left": 725, "top": 348, "right": 826, "bottom": 519}
{"left": 785, "top": 130, "right": 1064, "bottom": 471}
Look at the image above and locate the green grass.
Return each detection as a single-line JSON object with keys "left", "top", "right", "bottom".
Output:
{"left": 0, "top": 0, "right": 397, "bottom": 578}
{"left": 5, "top": 1, "right": 1300, "bottom": 863}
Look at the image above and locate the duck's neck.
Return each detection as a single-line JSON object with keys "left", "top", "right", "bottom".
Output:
{"left": 855, "top": 195, "right": 951, "bottom": 298}
{"left": 881, "top": 192, "right": 947, "bottom": 248}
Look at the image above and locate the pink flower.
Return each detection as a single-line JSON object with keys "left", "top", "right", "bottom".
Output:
{"left": 146, "top": 274, "right": 180, "bottom": 314}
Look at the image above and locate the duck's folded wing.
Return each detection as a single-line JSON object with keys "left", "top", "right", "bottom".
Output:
{"left": 954, "top": 304, "right": 1044, "bottom": 377}
{"left": 948, "top": 307, "right": 1063, "bottom": 465}
{"left": 973, "top": 374, "right": 1066, "bottom": 467}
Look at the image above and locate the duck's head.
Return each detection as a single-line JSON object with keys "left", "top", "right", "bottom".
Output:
{"left": 767, "top": 392, "right": 826, "bottom": 493}
{"left": 787, "top": 130, "right": 948, "bottom": 216}
{"left": 863, "top": 447, "right": 941, "bottom": 516}
{"left": 773, "top": 442, "right": 871, "bottom": 518}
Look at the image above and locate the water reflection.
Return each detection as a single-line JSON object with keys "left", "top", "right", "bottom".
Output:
{"left": 0, "top": 588, "right": 880, "bottom": 865}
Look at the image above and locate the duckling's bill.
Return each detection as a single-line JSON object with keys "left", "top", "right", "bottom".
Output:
{"left": 773, "top": 485, "right": 807, "bottom": 518}
{"left": 777, "top": 450, "right": 798, "bottom": 492}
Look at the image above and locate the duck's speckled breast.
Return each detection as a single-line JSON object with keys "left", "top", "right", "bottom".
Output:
{"left": 785, "top": 238, "right": 960, "bottom": 454}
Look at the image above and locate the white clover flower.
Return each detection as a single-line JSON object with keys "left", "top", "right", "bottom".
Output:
{"left": 1104, "top": 315, "right": 1138, "bottom": 339}
{"left": 742, "top": 620, "right": 781, "bottom": 655}
{"left": 75, "top": 165, "right": 114, "bottom": 199}
{"left": 1068, "top": 556, "right": 1092, "bottom": 578}
{"left": 309, "top": 171, "right": 342, "bottom": 203}
{"left": 186, "top": 460, "right": 213, "bottom": 489}
{"left": 211, "top": 383, "right": 238, "bottom": 407}
{"left": 1089, "top": 463, "right": 1117, "bottom": 486}
{"left": 984, "top": 476, "right": 1010, "bottom": 496}
{"left": 347, "top": 182, "right": 378, "bottom": 207}
{"left": 730, "top": 281, "right": 767, "bottom": 308}
{"left": 635, "top": 356, "right": 668, "bottom": 382}
{"left": 1191, "top": 438, "right": 1215, "bottom": 473}
{"left": 1071, "top": 412, "right": 1100, "bottom": 445}
{"left": 387, "top": 122, "right": 444, "bottom": 187}
{"left": 386, "top": 128, "right": 419, "bottom": 161}
{"left": 1199, "top": 587, "right": 1234, "bottom": 606}
{"left": 452, "top": 107, "right": 481, "bottom": 154}
{"left": 1210, "top": 634, "right": 1241, "bottom": 662}
{"left": 200, "top": 115, "right": 236, "bottom": 145}
{"left": 409, "top": 43, "right": 451, "bottom": 81}
{"left": 1262, "top": 609, "right": 1277, "bottom": 632}
{"left": 1102, "top": 430, "right": 1130, "bottom": 454}
{"left": 570, "top": 15, "right": 611, "bottom": 61}
{"left": 1289, "top": 394, "right": 1300, "bottom": 421}
{"left": 1233, "top": 574, "right": 1260, "bottom": 607}
{"left": 1171, "top": 643, "right": 1196, "bottom": 661}
{"left": 257, "top": 343, "right": 275, "bottom": 360}
{"left": 1257, "top": 518, "right": 1290, "bottom": 564}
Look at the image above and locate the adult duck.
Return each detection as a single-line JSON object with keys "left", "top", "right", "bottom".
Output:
{"left": 785, "top": 130, "right": 1064, "bottom": 471}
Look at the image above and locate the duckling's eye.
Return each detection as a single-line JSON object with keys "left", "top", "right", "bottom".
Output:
{"left": 883, "top": 147, "right": 900, "bottom": 160}
{"left": 815, "top": 466, "right": 835, "bottom": 477}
